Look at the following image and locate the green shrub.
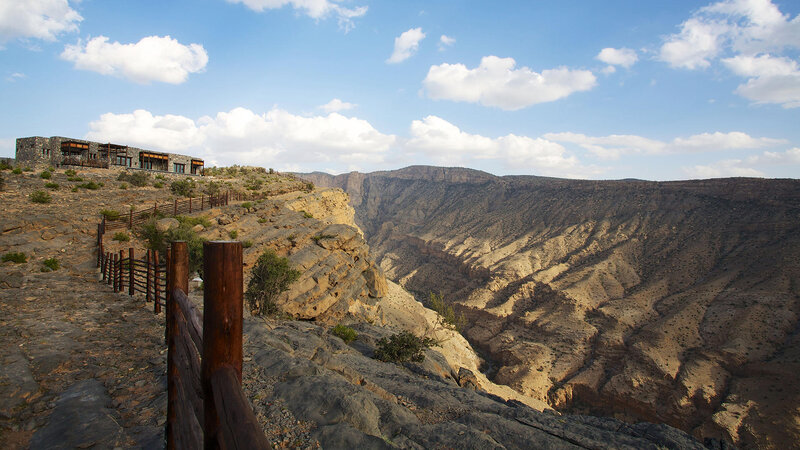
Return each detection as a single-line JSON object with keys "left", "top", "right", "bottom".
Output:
{"left": 0, "top": 161, "right": 12, "bottom": 170}
{"left": 257, "top": 218, "right": 267, "bottom": 224}
{"left": 12, "top": 168, "right": 22, "bottom": 174}
{"left": 374, "top": 331, "right": 435, "bottom": 363}
{"left": 67, "top": 176, "right": 83, "bottom": 182}
{"left": 153, "top": 181, "right": 164, "bottom": 188}
{"left": 332, "top": 324, "right": 358, "bottom": 343}
{"left": 241, "top": 202, "right": 253, "bottom": 210}
{"left": 2, "top": 252, "right": 27, "bottom": 263}
{"left": 100, "top": 209, "right": 121, "bottom": 221}
{"left": 170, "top": 179, "right": 196, "bottom": 197}
{"left": 119, "top": 183, "right": 128, "bottom": 189}
{"left": 29, "top": 190, "right": 52, "bottom": 204}
{"left": 42, "top": 258, "right": 59, "bottom": 271}
{"left": 311, "top": 234, "right": 335, "bottom": 244}
{"left": 48, "top": 166, "right": 55, "bottom": 172}
{"left": 44, "top": 182, "right": 59, "bottom": 190}
{"left": 112, "top": 231, "right": 130, "bottom": 242}
{"left": 429, "top": 292, "right": 467, "bottom": 332}
{"left": 304, "top": 182, "right": 314, "bottom": 192}
{"left": 204, "top": 180, "right": 222, "bottom": 196}
{"left": 155, "top": 174, "right": 165, "bottom": 180}
{"left": 117, "top": 171, "right": 150, "bottom": 187}
{"left": 137, "top": 218, "right": 206, "bottom": 275}
{"left": 242, "top": 240, "right": 254, "bottom": 248}
{"left": 71, "top": 187, "right": 78, "bottom": 192}
{"left": 64, "top": 169, "right": 76, "bottom": 176}
{"left": 228, "top": 230, "right": 238, "bottom": 239}
{"left": 40, "top": 170, "right": 52, "bottom": 179}
{"left": 245, "top": 249, "right": 300, "bottom": 316}
{"left": 301, "top": 210, "right": 313, "bottom": 219}
{"left": 23, "top": 167, "right": 32, "bottom": 172}
{"left": 77, "top": 181, "right": 100, "bottom": 190}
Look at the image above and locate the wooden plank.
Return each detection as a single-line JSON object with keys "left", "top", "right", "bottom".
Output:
{"left": 210, "top": 366, "right": 270, "bottom": 449}
{"left": 171, "top": 366, "right": 203, "bottom": 450}
{"left": 173, "top": 289, "right": 203, "bottom": 351}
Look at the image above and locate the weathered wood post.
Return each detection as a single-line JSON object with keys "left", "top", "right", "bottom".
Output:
{"left": 189, "top": 197, "right": 192, "bottom": 213}
{"left": 129, "top": 247, "right": 135, "bottom": 296}
{"left": 106, "top": 252, "right": 112, "bottom": 284}
{"left": 154, "top": 250, "right": 161, "bottom": 314}
{"left": 101, "top": 252, "right": 106, "bottom": 281}
{"left": 166, "top": 241, "right": 189, "bottom": 450}
{"left": 97, "top": 224, "right": 102, "bottom": 267}
{"left": 146, "top": 249, "right": 152, "bottom": 303}
{"left": 119, "top": 250, "right": 125, "bottom": 293}
{"left": 112, "top": 253, "right": 119, "bottom": 292}
{"left": 202, "top": 241, "right": 243, "bottom": 448}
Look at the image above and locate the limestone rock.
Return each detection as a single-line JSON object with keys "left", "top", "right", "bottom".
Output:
{"left": 155, "top": 217, "right": 179, "bottom": 232}
{"left": 191, "top": 224, "right": 204, "bottom": 233}
{"left": 363, "top": 264, "right": 387, "bottom": 298}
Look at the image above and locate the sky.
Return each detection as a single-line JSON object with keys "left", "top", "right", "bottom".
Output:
{"left": 1, "top": 0, "right": 799, "bottom": 180}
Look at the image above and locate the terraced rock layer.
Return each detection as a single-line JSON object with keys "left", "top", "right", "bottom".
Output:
{"left": 303, "top": 166, "right": 800, "bottom": 448}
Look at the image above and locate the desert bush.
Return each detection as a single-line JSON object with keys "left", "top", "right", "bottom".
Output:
{"left": 155, "top": 174, "right": 165, "bottom": 180}
{"left": 100, "top": 209, "right": 121, "bottom": 221}
{"left": 374, "top": 331, "right": 435, "bottom": 363}
{"left": 429, "top": 292, "right": 467, "bottom": 332}
{"left": 112, "top": 231, "right": 130, "bottom": 242}
{"left": 204, "top": 180, "right": 222, "bottom": 196}
{"left": 0, "top": 161, "right": 11, "bottom": 170}
{"left": 67, "top": 176, "right": 83, "bottom": 182}
{"left": 64, "top": 169, "right": 76, "bottom": 176}
{"left": 12, "top": 168, "right": 22, "bottom": 174}
{"left": 257, "top": 218, "right": 267, "bottom": 224}
{"left": 23, "top": 167, "right": 32, "bottom": 172}
{"left": 301, "top": 210, "right": 313, "bottom": 219}
{"left": 242, "top": 240, "right": 254, "bottom": 248}
{"left": 77, "top": 181, "right": 100, "bottom": 190}
{"left": 241, "top": 201, "right": 253, "bottom": 210}
{"left": 304, "top": 182, "right": 314, "bottom": 192}
{"left": 228, "top": 230, "right": 238, "bottom": 239}
{"left": 137, "top": 218, "right": 206, "bottom": 275}
{"left": 117, "top": 171, "right": 150, "bottom": 187}
{"left": 245, "top": 249, "right": 300, "bottom": 316}
{"left": 153, "top": 181, "right": 164, "bottom": 188}
{"left": 119, "top": 183, "right": 128, "bottom": 189}
{"left": 170, "top": 179, "right": 196, "bottom": 197}
{"left": 42, "top": 258, "right": 60, "bottom": 271}
{"left": 332, "top": 324, "right": 358, "bottom": 343}
{"left": 44, "top": 182, "right": 59, "bottom": 190}
{"left": 2, "top": 252, "right": 27, "bottom": 263}
{"left": 40, "top": 170, "right": 51, "bottom": 179}
{"left": 29, "top": 190, "right": 52, "bottom": 204}
{"left": 71, "top": 187, "right": 78, "bottom": 192}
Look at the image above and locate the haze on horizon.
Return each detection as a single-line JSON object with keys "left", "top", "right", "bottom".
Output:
{"left": 1, "top": 0, "right": 799, "bottom": 181}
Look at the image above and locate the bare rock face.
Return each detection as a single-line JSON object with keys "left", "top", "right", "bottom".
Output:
{"left": 155, "top": 217, "right": 179, "bottom": 232}
{"left": 303, "top": 166, "right": 800, "bottom": 449}
{"left": 221, "top": 188, "right": 387, "bottom": 323}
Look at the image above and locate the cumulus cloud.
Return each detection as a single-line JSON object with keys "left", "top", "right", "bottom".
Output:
{"left": 685, "top": 147, "right": 800, "bottom": 179}
{"left": 318, "top": 98, "right": 356, "bottom": 113}
{"left": 60, "top": 35, "right": 208, "bottom": 84}
{"left": 423, "top": 56, "right": 596, "bottom": 110}
{"left": 407, "top": 115, "right": 579, "bottom": 173}
{"left": 387, "top": 27, "right": 425, "bottom": 64}
{"left": 226, "top": 0, "right": 367, "bottom": 32}
{"left": 545, "top": 130, "right": 785, "bottom": 159}
{"left": 0, "top": 0, "right": 82, "bottom": 44}
{"left": 596, "top": 47, "right": 638, "bottom": 68}
{"left": 659, "top": 0, "right": 800, "bottom": 107}
{"left": 438, "top": 34, "right": 455, "bottom": 51}
{"left": 85, "top": 107, "right": 396, "bottom": 171}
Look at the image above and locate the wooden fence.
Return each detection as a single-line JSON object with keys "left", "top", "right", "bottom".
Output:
{"left": 98, "top": 248, "right": 168, "bottom": 313}
{"left": 167, "top": 241, "right": 270, "bottom": 448}
{"left": 100, "top": 191, "right": 236, "bottom": 233}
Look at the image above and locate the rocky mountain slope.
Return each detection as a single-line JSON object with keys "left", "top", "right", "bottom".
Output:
{"left": 302, "top": 166, "right": 800, "bottom": 449}
{"left": 1, "top": 165, "right": 716, "bottom": 448}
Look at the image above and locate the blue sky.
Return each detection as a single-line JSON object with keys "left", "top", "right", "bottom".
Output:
{"left": 1, "top": 0, "right": 799, "bottom": 180}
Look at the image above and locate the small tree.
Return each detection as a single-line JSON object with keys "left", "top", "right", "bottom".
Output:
{"left": 245, "top": 249, "right": 300, "bottom": 316}
{"left": 374, "top": 331, "right": 436, "bottom": 363}
{"left": 429, "top": 292, "right": 467, "bottom": 333}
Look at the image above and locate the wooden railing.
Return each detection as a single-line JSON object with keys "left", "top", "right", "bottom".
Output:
{"left": 99, "top": 247, "right": 167, "bottom": 312}
{"left": 166, "top": 241, "right": 269, "bottom": 449}
{"left": 100, "top": 191, "right": 232, "bottom": 233}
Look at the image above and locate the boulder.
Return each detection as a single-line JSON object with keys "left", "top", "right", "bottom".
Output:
{"left": 191, "top": 224, "right": 205, "bottom": 233}
{"left": 363, "top": 265, "right": 387, "bottom": 298}
{"left": 155, "top": 218, "right": 179, "bottom": 232}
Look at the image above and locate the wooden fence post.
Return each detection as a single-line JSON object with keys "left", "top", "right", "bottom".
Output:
{"left": 166, "top": 241, "right": 189, "bottom": 450}
{"left": 189, "top": 197, "right": 192, "bottom": 213}
{"left": 146, "top": 249, "right": 152, "bottom": 303}
{"left": 202, "top": 241, "right": 243, "bottom": 448}
{"left": 129, "top": 247, "right": 135, "bottom": 296}
{"left": 154, "top": 250, "right": 161, "bottom": 314}
{"left": 112, "top": 253, "right": 119, "bottom": 292}
{"left": 106, "top": 252, "right": 111, "bottom": 284}
{"left": 97, "top": 224, "right": 102, "bottom": 267}
{"left": 119, "top": 250, "right": 125, "bottom": 293}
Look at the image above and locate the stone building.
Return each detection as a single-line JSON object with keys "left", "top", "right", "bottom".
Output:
{"left": 15, "top": 136, "right": 204, "bottom": 175}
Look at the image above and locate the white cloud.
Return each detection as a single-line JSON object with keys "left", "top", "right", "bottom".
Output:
{"left": 438, "top": 34, "right": 455, "bottom": 51}
{"left": 596, "top": 47, "right": 638, "bottom": 68}
{"left": 407, "top": 115, "right": 579, "bottom": 173}
{"left": 722, "top": 54, "right": 800, "bottom": 107}
{"left": 0, "top": 0, "right": 82, "bottom": 44}
{"left": 318, "top": 98, "right": 356, "bottom": 113}
{"left": 6, "top": 72, "right": 25, "bottom": 82}
{"left": 85, "top": 107, "right": 396, "bottom": 171}
{"left": 226, "top": 0, "right": 367, "bottom": 32}
{"left": 61, "top": 35, "right": 208, "bottom": 84}
{"left": 387, "top": 27, "right": 425, "bottom": 64}
{"left": 684, "top": 147, "right": 800, "bottom": 179}
{"left": 659, "top": 0, "right": 800, "bottom": 107}
{"left": 423, "top": 56, "right": 596, "bottom": 110}
{"left": 545, "top": 130, "right": 785, "bottom": 159}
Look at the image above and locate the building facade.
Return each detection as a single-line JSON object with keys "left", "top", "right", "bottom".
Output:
{"left": 16, "top": 136, "right": 204, "bottom": 175}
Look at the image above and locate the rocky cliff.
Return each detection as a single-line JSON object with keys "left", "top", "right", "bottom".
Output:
{"left": 302, "top": 166, "right": 800, "bottom": 449}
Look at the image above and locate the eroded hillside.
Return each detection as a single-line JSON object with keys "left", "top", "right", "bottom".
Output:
{"left": 303, "top": 166, "right": 800, "bottom": 449}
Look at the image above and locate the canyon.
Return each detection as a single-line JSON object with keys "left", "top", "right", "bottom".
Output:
{"left": 303, "top": 165, "right": 800, "bottom": 448}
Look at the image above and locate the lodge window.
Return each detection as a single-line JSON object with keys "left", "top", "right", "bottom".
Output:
{"left": 191, "top": 159, "right": 204, "bottom": 175}
{"left": 174, "top": 163, "right": 185, "bottom": 174}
